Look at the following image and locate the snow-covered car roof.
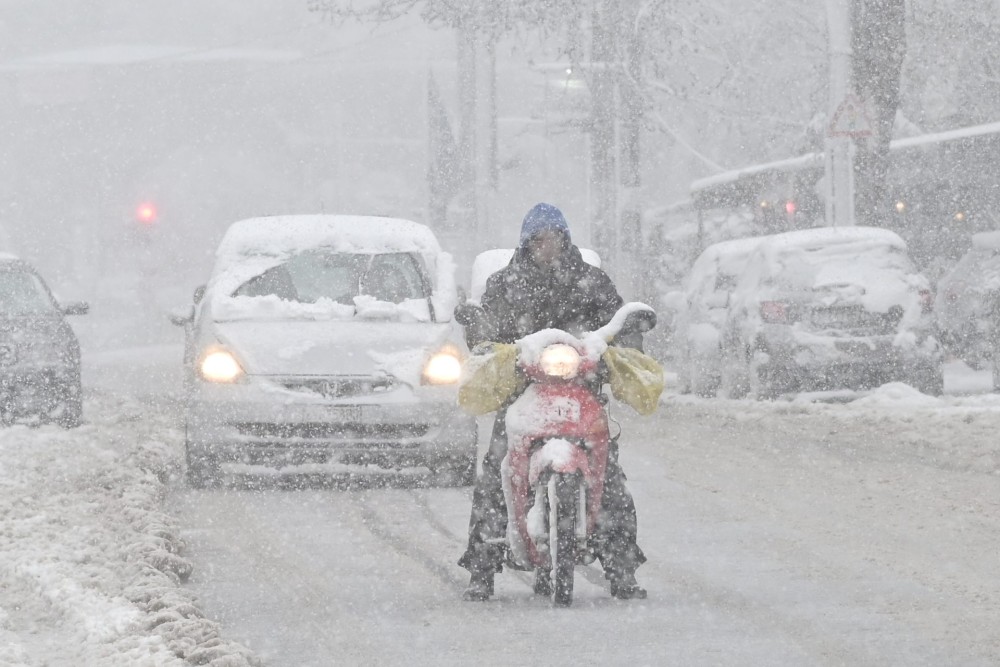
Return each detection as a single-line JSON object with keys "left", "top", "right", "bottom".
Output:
{"left": 759, "top": 226, "right": 907, "bottom": 254}
{"left": 469, "top": 247, "right": 601, "bottom": 303}
{"left": 734, "top": 226, "right": 925, "bottom": 315}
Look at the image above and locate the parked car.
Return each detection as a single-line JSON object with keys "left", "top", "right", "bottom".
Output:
{"left": 668, "top": 236, "right": 767, "bottom": 396}
{"left": 175, "top": 215, "right": 477, "bottom": 488}
{"left": 719, "top": 226, "right": 943, "bottom": 399}
{"left": 934, "top": 231, "right": 1000, "bottom": 373}
{"left": 0, "top": 254, "right": 88, "bottom": 427}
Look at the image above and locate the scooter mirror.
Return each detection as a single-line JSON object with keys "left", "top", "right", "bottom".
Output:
{"left": 622, "top": 309, "right": 657, "bottom": 334}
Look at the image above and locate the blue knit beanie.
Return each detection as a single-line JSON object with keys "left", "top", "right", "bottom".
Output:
{"left": 519, "top": 203, "right": 571, "bottom": 246}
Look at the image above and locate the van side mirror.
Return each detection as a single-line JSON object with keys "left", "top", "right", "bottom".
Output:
{"left": 61, "top": 301, "right": 90, "bottom": 316}
{"left": 193, "top": 285, "right": 206, "bottom": 305}
{"left": 168, "top": 306, "right": 194, "bottom": 327}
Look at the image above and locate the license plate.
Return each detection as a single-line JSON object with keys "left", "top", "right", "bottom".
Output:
{"left": 327, "top": 405, "right": 366, "bottom": 422}
{"left": 811, "top": 307, "right": 864, "bottom": 328}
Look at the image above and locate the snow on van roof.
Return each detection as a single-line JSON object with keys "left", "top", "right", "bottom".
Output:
{"left": 215, "top": 215, "right": 441, "bottom": 265}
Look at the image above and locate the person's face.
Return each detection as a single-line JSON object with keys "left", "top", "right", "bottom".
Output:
{"left": 527, "top": 230, "right": 565, "bottom": 267}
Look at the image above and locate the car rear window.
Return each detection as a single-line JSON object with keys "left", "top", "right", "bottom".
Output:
{"left": 232, "top": 250, "right": 430, "bottom": 305}
{"left": 771, "top": 242, "right": 914, "bottom": 287}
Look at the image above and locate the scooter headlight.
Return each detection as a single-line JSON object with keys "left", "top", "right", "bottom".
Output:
{"left": 422, "top": 346, "right": 463, "bottom": 385}
{"left": 539, "top": 344, "right": 581, "bottom": 379}
{"left": 199, "top": 349, "right": 244, "bottom": 383}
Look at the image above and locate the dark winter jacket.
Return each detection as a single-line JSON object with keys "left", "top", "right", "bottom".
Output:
{"left": 466, "top": 243, "right": 625, "bottom": 348}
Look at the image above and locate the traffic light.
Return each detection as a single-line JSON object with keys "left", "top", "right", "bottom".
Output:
{"left": 135, "top": 202, "right": 158, "bottom": 225}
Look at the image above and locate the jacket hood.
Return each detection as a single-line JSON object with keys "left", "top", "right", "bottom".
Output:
{"left": 519, "top": 203, "right": 571, "bottom": 246}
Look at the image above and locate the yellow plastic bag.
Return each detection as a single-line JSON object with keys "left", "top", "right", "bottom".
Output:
{"left": 603, "top": 347, "right": 664, "bottom": 415}
{"left": 458, "top": 344, "right": 526, "bottom": 415}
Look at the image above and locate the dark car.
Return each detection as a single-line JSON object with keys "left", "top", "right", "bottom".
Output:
{"left": 0, "top": 255, "right": 88, "bottom": 427}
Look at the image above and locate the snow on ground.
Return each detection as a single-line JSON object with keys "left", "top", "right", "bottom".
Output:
{"left": 0, "top": 391, "right": 259, "bottom": 667}
{"left": 1, "top": 349, "right": 996, "bottom": 665}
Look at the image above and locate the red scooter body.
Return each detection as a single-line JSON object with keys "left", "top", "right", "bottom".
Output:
{"left": 501, "top": 333, "right": 610, "bottom": 573}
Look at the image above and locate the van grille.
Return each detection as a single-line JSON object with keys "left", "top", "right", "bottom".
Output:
{"left": 233, "top": 422, "right": 429, "bottom": 440}
{"left": 280, "top": 376, "right": 396, "bottom": 398}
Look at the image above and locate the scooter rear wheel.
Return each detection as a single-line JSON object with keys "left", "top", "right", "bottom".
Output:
{"left": 549, "top": 472, "right": 581, "bottom": 607}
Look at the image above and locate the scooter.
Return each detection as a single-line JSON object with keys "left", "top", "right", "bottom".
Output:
{"left": 488, "top": 303, "right": 656, "bottom": 606}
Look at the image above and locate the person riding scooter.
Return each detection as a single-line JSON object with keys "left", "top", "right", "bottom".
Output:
{"left": 455, "top": 202, "right": 647, "bottom": 601}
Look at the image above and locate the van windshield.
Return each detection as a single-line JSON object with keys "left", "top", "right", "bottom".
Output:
{"left": 232, "top": 250, "right": 431, "bottom": 305}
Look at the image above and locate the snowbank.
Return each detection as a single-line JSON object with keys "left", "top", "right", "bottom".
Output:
{"left": 0, "top": 394, "right": 259, "bottom": 667}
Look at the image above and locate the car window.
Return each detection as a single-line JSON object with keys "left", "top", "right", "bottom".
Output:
{"left": 0, "top": 270, "right": 58, "bottom": 315}
{"left": 232, "top": 250, "right": 430, "bottom": 305}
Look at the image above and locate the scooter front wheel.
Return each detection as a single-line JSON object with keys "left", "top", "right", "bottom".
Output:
{"left": 549, "top": 472, "right": 581, "bottom": 607}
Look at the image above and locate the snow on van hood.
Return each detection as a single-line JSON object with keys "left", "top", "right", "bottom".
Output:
{"left": 213, "top": 319, "right": 453, "bottom": 380}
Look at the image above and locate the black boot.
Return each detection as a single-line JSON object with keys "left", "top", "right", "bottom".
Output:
{"left": 532, "top": 569, "right": 553, "bottom": 596}
{"left": 609, "top": 570, "right": 647, "bottom": 600}
{"left": 462, "top": 570, "right": 495, "bottom": 601}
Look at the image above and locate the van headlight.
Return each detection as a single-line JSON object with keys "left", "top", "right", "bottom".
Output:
{"left": 422, "top": 347, "right": 462, "bottom": 385}
{"left": 539, "top": 344, "right": 581, "bottom": 379}
{"left": 199, "top": 349, "right": 244, "bottom": 383}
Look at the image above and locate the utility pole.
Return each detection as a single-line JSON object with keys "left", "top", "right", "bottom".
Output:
{"left": 618, "top": 0, "right": 644, "bottom": 300}
{"left": 589, "top": 0, "right": 619, "bottom": 275}
{"left": 825, "top": 0, "right": 857, "bottom": 227}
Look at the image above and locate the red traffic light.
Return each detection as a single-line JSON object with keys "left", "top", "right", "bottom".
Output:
{"left": 136, "top": 202, "right": 157, "bottom": 224}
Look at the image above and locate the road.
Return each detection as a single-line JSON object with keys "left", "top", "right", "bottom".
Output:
{"left": 168, "top": 394, "right": 1000, "bottom": 666}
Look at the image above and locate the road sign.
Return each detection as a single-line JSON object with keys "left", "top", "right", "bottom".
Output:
{"left": 828, "top": 94, "right": 874, "bottom": 139}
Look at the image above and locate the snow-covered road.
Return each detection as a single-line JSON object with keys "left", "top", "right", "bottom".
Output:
{"left": 2, "top": 353, "right": 999, "bottom": 666}
{"left": 171, "top": 386, "right": 1000, "bottom": 666}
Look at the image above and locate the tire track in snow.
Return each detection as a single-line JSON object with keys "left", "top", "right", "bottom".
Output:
{"left": 407, "top": 488, "right": 464, "bottom": 543}
{"left": 348, "top": 490, "right": 465, "bottom": 589}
